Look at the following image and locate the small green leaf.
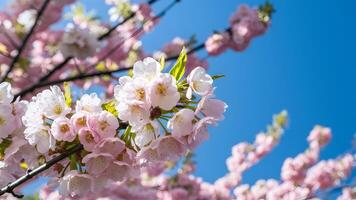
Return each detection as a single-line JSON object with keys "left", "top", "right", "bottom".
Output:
{"left": 102, "top": 100, "right": 118, "bottom": 117}
{"left": 121, "top": 125, "right": 132, "bottom": 145}
{"left": 212, "top": 74, "right": 225, "bottom": 80}
{"left": 0, "top": 139, "right": 12, "bottom": 160}
{"left": 160, "top": 56, "right": 165, "bottom": 71}
{"left": 63, "top": 82, "right": 72, "bottom": 107}
{"left": 69, "top": 155, "right": 77, "bottom": 170}
{"left": 169, "top": 47, "right": 187, "bottom": 81}
{"left": 128, "top": 69, "right": 134, "bottom": 77}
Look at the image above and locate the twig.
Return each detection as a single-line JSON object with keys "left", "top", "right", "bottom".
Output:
{"left": 13, "top": 0, "right": 161, "bottom": 99}
{"left": 0, "top": 144, "right": 83, "bottom": 197}
{"left": 14, "top": 0, "right": 180, "bottom": 99}
{"left": 23, "top": 42, "right": 205, "bottom": 90}
{"left": 0, "top": 0, "right": 51, "bottom": 82}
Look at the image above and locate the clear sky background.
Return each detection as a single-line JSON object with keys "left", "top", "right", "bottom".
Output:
{"left": 1, "top": 0, "right": 356, "bottom": 196}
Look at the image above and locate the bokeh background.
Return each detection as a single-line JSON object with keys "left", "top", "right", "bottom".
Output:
{"left": 2, "top": 0, "right": 356, "bottom": 196}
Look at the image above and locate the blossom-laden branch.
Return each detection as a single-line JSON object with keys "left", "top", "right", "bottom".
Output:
{"left": 0, "top": 47, "right": 227, "bottom": 198}
{"left": 12, "top": 0, "right": 165, "bottom": 100}
{"left": 14, "top": 42, "right": 205, "bottom": 96}
{"left": 0, "top": 144, "right": 83, "bottom": 198}
{"left": 13, "top": 1, "right": 273, "bottom": 100}
{"left": 0, "top": 0, "right": 51, "bottom": 83}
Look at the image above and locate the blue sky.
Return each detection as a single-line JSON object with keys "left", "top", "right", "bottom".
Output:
{"left": 138, "top": 0, "right": 356, "bottom": 185}
{"left": 2, "top": 0, "right": 356, "bottom": 196}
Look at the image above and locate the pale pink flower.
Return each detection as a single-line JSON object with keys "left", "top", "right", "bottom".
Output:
{"left": 78, "top": 127, "right": 101, "bottom": 152}
{"left": 94, "top": 137, "right": 126, "bottom": 157}
{"left": 87, "top": 111, "right": 119, "bottom": 139}
{"left": 70, "top": 111, "right": 88, "bottom": 133}
{"left": 307, "top": 125, "right": 332, "bottom": 148}
{"left": 168, "top": 108, "right": 195, "bottom": 138}
{"left": 138, "top": 136, "right": 186, "bottom": 164}
{"left": 51, "top": 116, "right": 76, "bottom": 142}
{"left": 103, "top": 161, "right": 132, "bottom": 182}
{"left": 205, "top": 33, "right": 230, "bottom": 56}
{"left": 59, "top": 170, "right": 93, "bottom": 197}
{"left": 82, "top": 153, "right": 114, "bottom": 176}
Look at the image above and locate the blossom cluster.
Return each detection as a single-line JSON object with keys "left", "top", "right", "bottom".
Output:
{"left": 0, "top": 0, "right": 158, "bottom": 96}
{"left": 37, "top": 113, "right": 355, "bottom": 200}
{"left": 0, "top": 55, "right": 227, "bottom": 198}
{"left": 0, "top": 82, "right": 34, "bottom": 188}
{"left": 232, "top": 126, "right": 354, "bottom": 200}
{"left": 205, "top": 4, "right": 271, "bottom": 56}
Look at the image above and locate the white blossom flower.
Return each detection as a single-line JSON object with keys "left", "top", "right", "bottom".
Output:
{"left": 38, "top": 86, "right": 71, "bottom": 119}
{"left": 168, "top": 108, "right": 195, "bottom": 138}
{"left": 149, "top": 73, "right": 180, "bottom": 110}
{"left": 59, "top": 26, "right": 100, "bottom": 60}
{"left": 116, "top": 101, "right": 149, "bottom": 127}
{"left": 22, "top": 99, "right": 44, "bottom": 131}
{"left": 115, "top": 77, "right": 150, "bottom": 108}
{"left": 186, "top": 67, "right": 213, "bottom": 99}
{"left": 17, "top": 9, "right": 37, "bottom": 31}
{"left": 132, "top": 121, "right": 160, "bottom": 148}
{"left": 0, "top": 82, "right": 14, "bottom": 104}
{"left": 133, "top": 57, "right": 161, "bottom": 81}
{"left": 24, "top": 126, "right": 55, "bottom": 154}
{"left": 75, "top": 93, "right": 102, "bottom": 113}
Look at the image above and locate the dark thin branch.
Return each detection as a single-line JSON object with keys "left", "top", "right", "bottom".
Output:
{"left": 97, "top": 12, "right": 135, "bottom": 41}
{"left": 14, "top": 0, "right": 179, "bottom": 99}
{"left": 0, "top": 0, "right": 51, "bottom": 82}
{"left": 39, "top": 0, "right": 160, "bottom": 80}
{"left": 20, "top": 42, "right": 205, "bottom": 90}
{"left": 0, "top": 144, "right": 83, "bottom": 197}
{"left": 13, "top": 0, "right": 161, "bottom": 100}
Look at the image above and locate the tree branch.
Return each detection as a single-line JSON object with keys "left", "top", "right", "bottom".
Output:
{"left": 14, "top": 0, "right": 180, "bottom": 99}
{"left": 41, "top": 0, "right": 161, "bottom": 80}
{"left": 0, "top": 144, "right": 84, "bottom": 198}
{"left": 0, "top": 0, "right": 51, "bottom": 82}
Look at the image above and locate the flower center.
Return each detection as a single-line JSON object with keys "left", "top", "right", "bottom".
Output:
{"left": 60, "top": 124, "right": 70, "bottom": 133}
{"left": 156, "top": 83, "right": 167, "bottom": 96}
{"left": 99, "top": 120, "right": 110, "bottom": 131}
{"left": 85, "top": 131, "right": 94, "bottom": 143}
{"left": 53, "top": 104, "right": 63, "bottom": 115}
{"left": 135, "top": 88, "right": 145, "bottom": 101}
{"left": 76, "top": 116, "right": 86, "bottom": 127}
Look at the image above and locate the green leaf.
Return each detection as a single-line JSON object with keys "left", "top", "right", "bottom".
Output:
{"left": 121, "top": 125, "right": 132, "bottom": 145}
{"left": 212, "top": 74, "right": 225, "bottom": 80}
{"left": 102, "top": 100, "right": 118, "bottom": 117}
{"left": 0, "top": 139, "right": 12, "bottom": 160}
{"left": 160, "top": 56, "right": 165, "bottom": 72}
{"left": 169, "top": 47, "right": 187, "bottom": 81}
{"left": 128, "top": 69, "right": 134, "bottom": 77}
{"left": 69, "top": 155, "right": 77, "bottom": 170}
{"left": 63, "top": 82, "right": 72, "bottom": 107}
